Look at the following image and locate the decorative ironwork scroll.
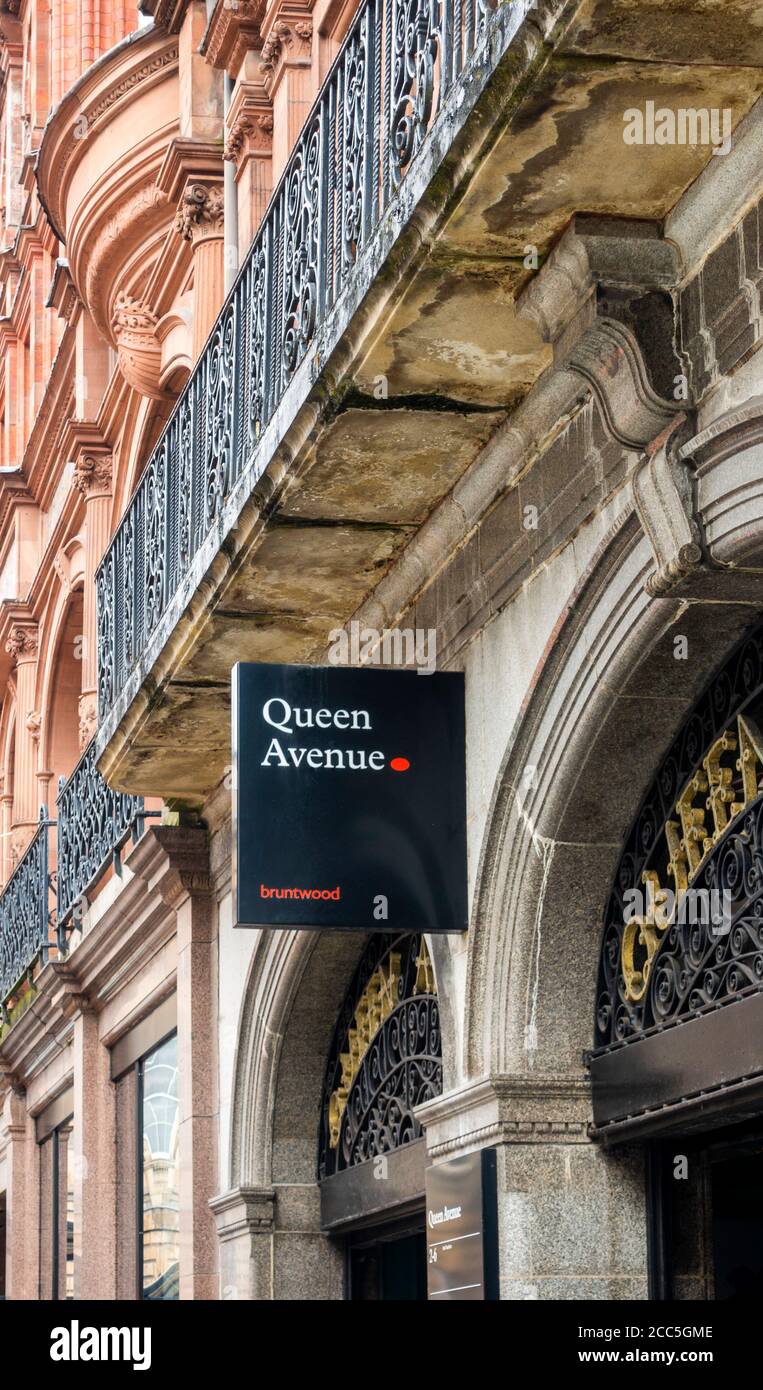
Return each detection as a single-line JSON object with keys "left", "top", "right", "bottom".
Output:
{"left": 97, "top": 0, "right": 504, "bottom": 723}
{"left": 390, "top": 0, "right": 441, "bottom": 188}
{"left": 319, "top": 932, "right": 442, "bottom": 1177}
{"left": 596, "top": 621, "right": 763, "bottom": 1050}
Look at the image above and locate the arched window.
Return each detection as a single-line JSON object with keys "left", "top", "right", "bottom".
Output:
{"left": 318, "top": 932, "right": 442, "bottom": 1178}
{"left": 592, "top": 617, "right": 763, "bottom": 1137}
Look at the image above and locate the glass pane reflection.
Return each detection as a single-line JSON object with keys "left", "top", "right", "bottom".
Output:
{"left": 141, "top": 1033, "right": 179, "bottom": 1300}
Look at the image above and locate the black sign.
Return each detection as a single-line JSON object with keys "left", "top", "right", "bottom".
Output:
{"left": 232, "top": 662, "right": 467, "bottom": 931}
{"left": 425, "top": 1149, "right": 498, "bottom": 1300}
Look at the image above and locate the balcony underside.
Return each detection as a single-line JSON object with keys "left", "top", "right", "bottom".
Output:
{"left": 97, "top": 0, "right": 763, "bottom": 806}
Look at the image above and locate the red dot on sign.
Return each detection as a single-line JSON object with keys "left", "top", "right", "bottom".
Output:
{"left": 390, "top": 757, "right": 410, "bottom": 772}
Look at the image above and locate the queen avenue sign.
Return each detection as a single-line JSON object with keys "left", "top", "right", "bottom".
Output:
{"left": 232, "top": 663, "right": 467, "bottom": 931}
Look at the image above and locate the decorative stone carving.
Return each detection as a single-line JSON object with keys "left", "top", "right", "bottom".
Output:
{"left": 260, "top": 19, "right": 312, "bottom": 75}
{"left": 224, "top": 111, "right": 273, "bottom": 162}
{"left": 73, "top": 452, "right": 113, "bottom": 499}
{"left": 78, "top": 692, "right": 98, "bottom": 751}
{"left": 202, "top": 0, "right": 264, "bottom": 73}
{"left": 5, "top": 625, "right": 38, "bottom": 662}
{"left": 111, "top": 291, "right": 164, "bottom": 399}
{"left": 25, "top": 711, "right": 41, "bottom": 741}
{"left": 175, "top": 183, "right": 225, "bottom": 244}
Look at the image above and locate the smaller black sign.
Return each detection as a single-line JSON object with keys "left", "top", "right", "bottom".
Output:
{"left": 425, "top": 1148, "right": 498, "bottom": 1300}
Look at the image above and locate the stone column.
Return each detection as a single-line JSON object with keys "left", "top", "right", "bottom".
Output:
{"left": 73, "top": 447, "right": 113, "bottom": 750}
{"left": 0, "top": 783, "right": 12, "bottom": 885}
{"left": 71, "top": 1004, "right": 118, "bottom": 1300}
{"left": 157, "top": 138, "right": 226, "bottom": 360}
{"left": 418, "top": 1076, "right": 649, "bottom": 1300}
{"left": 224, "top": 56, "right": 274, "bottom": 253}
{"left": 2, "top": 1085, "right": 39, "bottom": 1300}
{"left": 260, "top": 6, "right": 314, "bottom": 182}
{"left": 176, "top": 183, "right": 226, "bottom": 357}
{"left": 5, "top": 623, "right": 40, "bottom": 867}
{"left": 141, "top": 829, "right": 218, "bottom": 1300}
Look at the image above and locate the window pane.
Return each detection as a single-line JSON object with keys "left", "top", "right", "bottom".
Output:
{"left": 141, "top": 1033, "right": 179, "bottom": 1300}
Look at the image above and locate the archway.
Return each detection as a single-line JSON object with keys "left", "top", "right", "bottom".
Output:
{"left": 454, "top": 421, "right": 763, "bottom": 1298}
{"left": 220, "top": 925, "right": 445, "bottom": 1299}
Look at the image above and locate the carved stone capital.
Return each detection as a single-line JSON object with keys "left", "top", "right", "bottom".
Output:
{"left": 175, "top": 183, "right": 225, "bottom": 244}
{"left": 160, "top": 868, "right": 213, "bottom": 909}
{"left": 224, "top": 108, "right": 273, "bottom": 163}
{"left": 111, "top": 290, "right": 164, "bottom": 399}
{"left": 260, "top": 17, "right": 312, "bottom": 78}
{"left": 5, "top": 624, "right": 38, "bottom": 663}
{"left": 73, "top": 451, "right": 113, "bottom": 499}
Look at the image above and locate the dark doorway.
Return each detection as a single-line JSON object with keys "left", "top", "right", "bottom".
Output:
{"left": 647, "top": 1124, "right": 763, "bottom": 1299}
{"left": 711, "top": 1148, "right": 763, "bottom": 1299}
{"left": 347, "top": 1222, "right": 427, "bottom": 1300}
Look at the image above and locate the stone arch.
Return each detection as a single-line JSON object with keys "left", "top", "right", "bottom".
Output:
{"left": 464, "top": 423, "right": 763, "bottom": 1088}
{"left": 229, "top": 925, "right": 456, "bottom": 1192}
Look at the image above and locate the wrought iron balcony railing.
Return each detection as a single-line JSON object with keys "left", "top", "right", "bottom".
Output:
{"left": 96, "top": 0, "right": 504, "bottom": 722}
{"left": 0, "top": 809, "right": 54, "bottom": 1008}
{"left": 56, "top": 739, "right": 147, "bottom": 926}
{"left": 0, "top": 741, "right": 148, "bottom": 1011}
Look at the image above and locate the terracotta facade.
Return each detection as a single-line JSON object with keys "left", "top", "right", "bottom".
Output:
{"left": 0, "top": 0, "right": 362, "bottom": 1301}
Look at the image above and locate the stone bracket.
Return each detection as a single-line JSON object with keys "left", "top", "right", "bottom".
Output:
{"left": 517, "top": 216, "right": 685, "bottom": 450}
{"left": 633, "top": 422, "right": 703, "bottom": 596}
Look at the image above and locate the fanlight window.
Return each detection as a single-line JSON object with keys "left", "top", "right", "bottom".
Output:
{"left": 596, "top": 623, "right": 763, "bottom": 1049}
{"left": 318, "top": 932, "right": 442, "bottom": 1178}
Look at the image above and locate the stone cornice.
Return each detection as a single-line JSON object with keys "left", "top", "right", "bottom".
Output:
{"left": 209, "top": 1184, "right": 276, "bottom": 1237}
{"left": 0, "top": 827, "right": 210, "bottom": 1078}
{"left": 156, "top": 136, "right": 225, "bottom": 203}
{"left": 202, "top": 0, "right": 265, "bottom": 75}
{"left": 147, "top": 0, "right": 190, "bottom": 32}
{"left": 416, "top": 1074, "right": 592, "bottom": 1157}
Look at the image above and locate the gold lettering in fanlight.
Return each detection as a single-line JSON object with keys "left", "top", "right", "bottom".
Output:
{"left": 328, "top": 952, "right": 401, "bottom": 1149}
{"left": 621, "top": 713, "right": 763, "bottom": 1002}
{"left": 413, "top": 940, "right": 436, "bottom": 995}
{"left": 328, "top": 941, "right": 437, "bottom": 1147}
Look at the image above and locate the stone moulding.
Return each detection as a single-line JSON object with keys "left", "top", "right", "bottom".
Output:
{"left": 35, "top": 33, "right": 179, "bottom": 244}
